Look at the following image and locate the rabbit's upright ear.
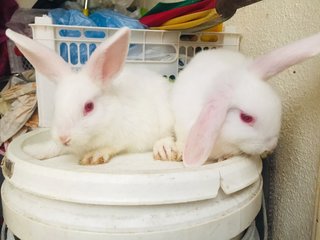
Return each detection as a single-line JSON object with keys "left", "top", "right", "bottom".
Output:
{"left": 249, "top": 32, "right": 320, "bottom": 80}
{"left": 82, "top": 27, "right": 130, "bottom": 86}
{"left": 5, "top": 29, "right": 72, "bottom": 82}
{"left": 183, "top": 94, "right": 230, "bottom": 167}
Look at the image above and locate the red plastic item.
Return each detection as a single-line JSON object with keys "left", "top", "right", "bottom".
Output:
{"left": 140, "top": 0, "right": 216, "bottom": 27}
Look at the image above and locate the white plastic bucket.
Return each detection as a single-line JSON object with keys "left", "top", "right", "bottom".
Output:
{"left": 1, "top": 129, "right": 262, "bottom": 240}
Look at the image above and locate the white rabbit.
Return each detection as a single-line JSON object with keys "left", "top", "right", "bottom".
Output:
{"left": 167, "top": 32, "right": 320, "bottom": 167}
{"left": 6, "top": 28, "right": 174, "bottom": 165}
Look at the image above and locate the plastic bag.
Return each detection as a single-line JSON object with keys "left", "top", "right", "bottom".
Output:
{"left": 49, "top": 8, "right": 96, "bottom": 28}
{"left": 89, "top": 9, "right": 145, "bottom": 29}
{"left": 127, "top": 44, "right": 176, "bottom": 62}
{"left": 112, "top": 0, "right": 135, "bottom": 16}
{"left": 0, "top": 71, "right": 37, "bottom": 145}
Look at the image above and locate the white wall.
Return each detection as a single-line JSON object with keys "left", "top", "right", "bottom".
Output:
{"left": 226, "top": 0, "right": 320, "bottom": 239}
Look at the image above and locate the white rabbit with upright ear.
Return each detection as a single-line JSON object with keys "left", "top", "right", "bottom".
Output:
{"left": 6, "top": 28, "right": 174, "bottom": 165}
{"left": 165, "top": 32, "right": 320, "bottom": 167}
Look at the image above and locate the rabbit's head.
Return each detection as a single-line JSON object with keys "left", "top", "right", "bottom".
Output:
{"left": 6, "top": 28, "right": 130, "bottom": 150}
{"left": 212, "top": 69, "right": 281, "bottom": 156}
{"left": 184, "top": 32, "right": 320, "bottom": 167}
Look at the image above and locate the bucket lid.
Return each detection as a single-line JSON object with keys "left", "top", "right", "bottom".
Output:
{"left": 3, "top": 129, "right": 262, "bottom": 205}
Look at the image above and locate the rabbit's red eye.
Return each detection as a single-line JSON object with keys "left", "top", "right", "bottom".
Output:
{"left": 240, "top": 112, "right": 255, "bottom": 124}
{"left": 83, "top": 101, "right": 94, "bottom": 116}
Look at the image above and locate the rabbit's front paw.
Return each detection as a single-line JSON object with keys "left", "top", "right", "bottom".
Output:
{"left": 80, "top": 149, "right": 112, "bottom": 165}
{"left": 153, "top": 137, "right": 182, "bottom": 161}
{"left": 23, "top": 141, "right": 63, "bottom": 160}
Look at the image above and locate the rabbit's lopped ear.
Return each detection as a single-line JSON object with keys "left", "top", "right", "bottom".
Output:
{"left": 249, "top": 32, "right": 320, "bottom": 80}
{"left": 82, "top": 27, "right": 130, "bottom": 86}
{"left": 5, "top": 29, "right": 72, "bottom": 82}
{"left": 183, "top": 95, "right": 230, "bottom": 167}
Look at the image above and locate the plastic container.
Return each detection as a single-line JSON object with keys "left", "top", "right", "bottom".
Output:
{"left": 28, "top": 15, "right": 240, "bottom": 127}
{"left": 2, "top": 128, "right": 262, "bottom": 240}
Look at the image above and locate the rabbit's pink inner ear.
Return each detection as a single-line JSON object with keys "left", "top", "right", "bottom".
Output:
{"left": 83, "top": 27, "right": 130, "bottom": 86}
{"left": 183, "top": 97, "right": 230, "bottom": 167}
{"left": 5, "top": 29, "right": 72, "bottom": 82}
{"left": 249, "top": 32, "right": 320, "bottom": 80}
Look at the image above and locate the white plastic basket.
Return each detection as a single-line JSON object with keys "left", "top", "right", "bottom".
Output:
{"left": 30, "top": 15, "right": 240, "bottom": 127}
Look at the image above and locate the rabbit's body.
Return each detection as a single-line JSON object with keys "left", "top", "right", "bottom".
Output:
{"left": 52, "top": 66, "right": 173, "bottom": 159}
{"left": 52, "top": 66, "right": 173, "bottom": 160}
{"left": 168, "top": 31, "right": 320, "bottom": 167}
{"left": 172, "top": 50, "right": 281, "bottom": 162}
{"left": 6, "top": 28, "right": 174, "bottom": 164}
{"left": 173, "top": 50, "right": 248, "bottom": 143}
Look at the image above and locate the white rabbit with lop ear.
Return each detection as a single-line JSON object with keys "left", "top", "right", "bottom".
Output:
{"left": 6, "top": 28, "right": 174, "bottom": 165}
{"left": 164, "top": 32, "right": 320, "bottom": 167}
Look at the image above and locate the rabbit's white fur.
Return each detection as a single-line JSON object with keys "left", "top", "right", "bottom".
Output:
{"left": 169, "top": 31, "right": 320, "bottom": 167}
{"left": 172, "top": 50, "right": 281, "bottom": 163}
{"left": 51, "top": 66, "right": 173, "bottom": 160}
{"left": 6, "top": 28, "right": 174, "bottom": 164}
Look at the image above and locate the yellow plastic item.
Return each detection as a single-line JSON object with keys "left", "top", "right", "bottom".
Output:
{"left": 83, "top": 8, "right": 89, "bottom": 16}
{"left": 151, "top": 9, "right": 219, "bottom": 30}
{"left": 201, "top": 24, "right": 223, "bottom": 42}
{"left": 162, "top": 9, "right": 212, "bottom": 26}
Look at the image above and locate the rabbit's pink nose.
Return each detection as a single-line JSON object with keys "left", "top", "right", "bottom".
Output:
{"left": 59, "top": 135, "right": 71, "bottom": 146}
